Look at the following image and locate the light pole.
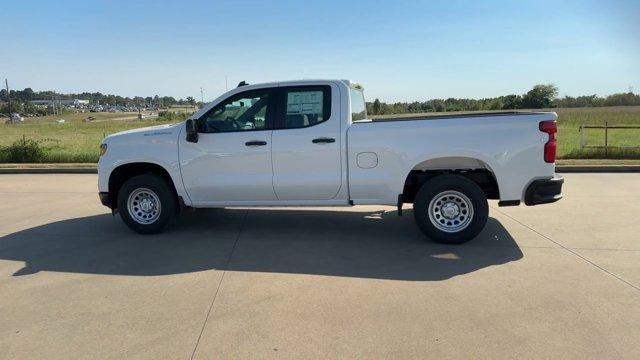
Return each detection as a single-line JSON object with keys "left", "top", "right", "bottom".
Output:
{"left": 4, "top": 79, "right": 10, "bottom": 113}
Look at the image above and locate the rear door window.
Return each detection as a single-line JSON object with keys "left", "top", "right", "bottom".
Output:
{"left": 279, "top": 86, "right": 331, "bottom": 129}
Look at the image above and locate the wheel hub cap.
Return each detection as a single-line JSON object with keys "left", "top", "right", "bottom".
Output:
{"left": 127, "top": 188, "right": 162, "bottom": 225}
{"left": 441, "top": 202, "right": 460, "bottom": 219}
{"left": 140, "top": 199, "right": 154, "bottom": 212}
{"left": 427, "top": 190, "right": 474, "bottom": 233}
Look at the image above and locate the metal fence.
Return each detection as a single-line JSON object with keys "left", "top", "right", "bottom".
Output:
{"left": 579, "top": 122, "right": 640, "bottom": 155}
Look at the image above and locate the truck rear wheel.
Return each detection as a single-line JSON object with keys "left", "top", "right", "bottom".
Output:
{"left": 413, "top": 175, "right": 488, "bottom": 244}
{"left": 117, "top": 174, "right": 176, "bottom": 234}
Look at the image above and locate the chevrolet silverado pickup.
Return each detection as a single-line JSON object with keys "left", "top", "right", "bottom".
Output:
{"left": 98, "top": 79, "right": 563, "bottom": 244}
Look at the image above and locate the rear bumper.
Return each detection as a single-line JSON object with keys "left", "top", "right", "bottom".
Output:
{"left": 99, "top": 192, "right": 112, "bottom": 208}
{"left": 524, "top": 175, "right": 564, "bottom": 206}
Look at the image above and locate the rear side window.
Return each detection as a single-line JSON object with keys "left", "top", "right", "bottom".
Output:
{"left": 349, "top": 88, "right": 367, "bottom": 121}
{"left": 282, "top": 86, "right": 331, "bottom": 129}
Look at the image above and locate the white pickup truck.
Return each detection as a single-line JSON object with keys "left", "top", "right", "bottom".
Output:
{"left": 98, "top": 79, "right": 563, "bottom": 243}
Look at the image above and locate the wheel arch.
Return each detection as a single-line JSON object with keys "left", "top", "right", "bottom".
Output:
{"left": 108, "top": 162, "right": 180, "bottom": 210}
{"left": 401, "top": 156, "right": 500, "bottom": 203}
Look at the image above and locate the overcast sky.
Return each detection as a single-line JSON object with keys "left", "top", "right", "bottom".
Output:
{"left": 2, "top": 0, "right": 639, "bottom": 102}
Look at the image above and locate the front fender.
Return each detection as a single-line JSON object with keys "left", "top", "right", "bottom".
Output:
{"left": 97, "top": 126, "right": 192, "bottom": 205}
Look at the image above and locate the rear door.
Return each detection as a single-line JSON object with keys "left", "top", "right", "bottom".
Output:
{"left": 271, "top": 85, "right": 343, "bottom": 200}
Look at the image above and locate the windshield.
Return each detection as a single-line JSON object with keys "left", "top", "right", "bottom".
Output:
{"left": 349, "top": 88, "right": 367, "bottom": 121}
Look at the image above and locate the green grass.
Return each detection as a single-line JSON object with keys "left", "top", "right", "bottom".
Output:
{"left": 556, "top": 159, "right": 640, "bottom": 165}
{"left": 1, "top": 112, "right": 172, "bottom": 163}
{"left": 1, "top": 106, "right": 640, "bottom": 163}
{"left": 553, "top": 106, "right": 640, "bottom": 159}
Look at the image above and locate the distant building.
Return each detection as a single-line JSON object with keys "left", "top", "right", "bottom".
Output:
{"left": 30, "top": 99, "right": 90, "bottom": 107}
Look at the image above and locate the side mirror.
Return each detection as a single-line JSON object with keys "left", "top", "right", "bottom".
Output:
{"left": 185, "top": 119, "right": 199, "bottom": 143}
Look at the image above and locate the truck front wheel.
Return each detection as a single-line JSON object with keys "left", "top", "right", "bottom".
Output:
{"left": 117, "top": 174, "right": 176, "bottom": 234}
{"left": 413, "top": 175, "right": 488, "bottom": 244}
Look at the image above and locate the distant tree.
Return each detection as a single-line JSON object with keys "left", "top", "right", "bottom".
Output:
{"left": 380, "top": 102, "right": 390, "bottom": 114}
{"left": 502, "top": 95, "right": 523, "bottom": 109}
{"left": 431, "top": 99, "right": 445, "bottom": 112}
{"left": 522, "top": 84, "right": 558, "bottom": 109}
{"left": 408, "top": 101, "right": 423, "bottom": 113}
{"left": 186, "top": 96, "right": 196, "bottom": 106}
{"left": 487, "top": 98, "right": 503, "bottom": 110}
{"left": 555, "top": 95, "right": 600, "bottom": 108}
{"left": 604, "top": 92, "right": 640, "bottom": 106}
{"left": 104, "top": 95, "right": 117, "bottom": 106}
{"left": 132, "top": 96, "right": 145, "bottom": 107}
{"left": 372, "top": 98, "right": 381, "bottom": 115}
{"left": 17, "top": 88, "right": 35, "bottom": 101}
{"left": 161, "top": 96, "right": 177, "bottom": 107}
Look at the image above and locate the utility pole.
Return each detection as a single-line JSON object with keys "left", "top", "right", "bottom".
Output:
{"left": 200, "top": 87, "right": 204, "bottom": 103}
{"left": 4, "top": 79, "right": 10, "bottom": 114}
{"left": 225, "top": 75, "right": 228, "bottom": 91}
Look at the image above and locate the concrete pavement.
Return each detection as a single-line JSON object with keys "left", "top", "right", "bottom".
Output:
{"left": 0, "top": 174, "right": 638, "bottom": 359}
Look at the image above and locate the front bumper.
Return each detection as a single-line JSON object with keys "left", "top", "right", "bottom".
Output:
{"left": 524, "top": 175, "right": 564, "bottom": 206}
{"left": 99, "top": 192, "right": 112, "bottom": 208}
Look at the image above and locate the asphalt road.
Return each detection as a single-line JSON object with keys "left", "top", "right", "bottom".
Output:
{"left": 0, "top": 174, "right": 638, "bottom": 359}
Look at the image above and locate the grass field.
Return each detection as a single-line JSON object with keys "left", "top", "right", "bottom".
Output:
{"left": 1, "top": 106, "right": 639, "bottom": 163}
{"left": 0, "top": 112, "right": 171, "bottom": 162}
{"left": 553, "top": 106, "right": 640, "bottom": 158}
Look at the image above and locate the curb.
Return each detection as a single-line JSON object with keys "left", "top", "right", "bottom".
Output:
{"left": 556, "top": 165, "right": 640, "bottom": 173}
{"left": 1, "top": 165, "right": 640, "bottom": 174}
{"left": 0, "top": 168, "right": 97, "bottom": 174}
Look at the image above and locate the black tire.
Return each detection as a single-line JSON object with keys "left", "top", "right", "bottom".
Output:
{"left": 117, "top": 174, "right": 176, "bottom": 234}
{"left": 413, "top": 175, "right": 488, "bottom": 244}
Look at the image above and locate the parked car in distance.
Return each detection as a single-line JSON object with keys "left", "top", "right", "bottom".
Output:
{"left": 98, "top": 79, "right": 563, "bottom": 244}
{"left": 5, "top": 113, "right": 24, "bottom": 124}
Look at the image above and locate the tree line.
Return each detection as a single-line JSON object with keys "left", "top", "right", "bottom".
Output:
{"left": 367, "top": 84, "right": 640, "bottom": 115}
{"left": 0, "top": 88, "right": 199, "bottom": 108}
{"left": 2, "top": 84, "right": 640, "bottom": 116}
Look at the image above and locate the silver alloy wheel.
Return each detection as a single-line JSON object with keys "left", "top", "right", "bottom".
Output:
{"left": 127, "top": 188, "right": 162, "bottom": 224}
{"left": 427, "top": 190, "right": 474, "bottom": 233}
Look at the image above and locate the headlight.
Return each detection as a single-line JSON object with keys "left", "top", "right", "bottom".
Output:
{"left": 100, "top": 143, "right": 108, "bottom": 156}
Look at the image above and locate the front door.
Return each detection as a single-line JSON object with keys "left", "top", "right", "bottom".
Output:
{"left": 271, "top": 85, "right": 342, "bottom": 200}
{"left": 179, "top": 89, "right": 276, "bottom": 204}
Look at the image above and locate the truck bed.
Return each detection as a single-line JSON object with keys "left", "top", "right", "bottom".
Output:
{"left": 347, "top": 110, "right": 557, "bottom": 205}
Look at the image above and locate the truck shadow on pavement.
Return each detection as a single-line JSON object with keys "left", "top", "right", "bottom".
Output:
{"left": 0, "top": 208, "right": 522, "bottom": 281}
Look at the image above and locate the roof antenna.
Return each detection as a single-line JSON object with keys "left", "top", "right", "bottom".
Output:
{"left": 237, "top": 81, "right": 248, "bottom": 87}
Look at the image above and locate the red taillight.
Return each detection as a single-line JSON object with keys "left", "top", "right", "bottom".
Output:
{"left": 539, "top": 120, "right": 557, "bottom": 163}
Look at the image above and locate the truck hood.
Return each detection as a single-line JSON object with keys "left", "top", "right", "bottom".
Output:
{"left": 103, "top": 123, "right": 182, "bottom": 142}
